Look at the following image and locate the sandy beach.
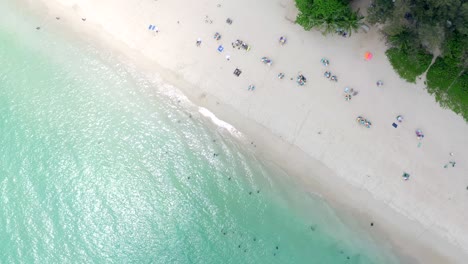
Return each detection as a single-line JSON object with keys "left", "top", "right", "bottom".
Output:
{"left": 24, "top": 0, "right": 468, "bottom": 262}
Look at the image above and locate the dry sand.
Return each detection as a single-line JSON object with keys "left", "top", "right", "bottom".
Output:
{"left": 23, "top": 0, "right": 468, "bottom": 262}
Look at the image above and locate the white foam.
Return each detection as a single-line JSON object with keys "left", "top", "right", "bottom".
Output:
{"left": 149, "top": 74, "right": 242, "bottom": 138}
{"left": 198, "top": 107, "right": 243, "bottom": 138}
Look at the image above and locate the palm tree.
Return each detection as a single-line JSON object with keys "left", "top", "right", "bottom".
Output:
{"left": 389, "top": 29, "right": 418, "bottom": 52}
{"left": 337, "top": 11, "right": 363, "bottom": 36}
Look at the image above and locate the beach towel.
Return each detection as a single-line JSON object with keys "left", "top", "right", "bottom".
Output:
{"left": 392, "top": 123, "right": 398, "bottom": 128}
{"left": 218, "top": 45, "right": 224, "bottom": 52}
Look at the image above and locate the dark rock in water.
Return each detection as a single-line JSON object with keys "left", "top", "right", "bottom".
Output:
{"left": 276, "top": 246, "right": 279, "bottom": 250}
{"left": 249, "top": 191, "right": 252, "bottom": 195}
{"left": 238, "top": 244, "right": 241, "bottom": 248}
{"left": 256, "top": 190, "right": 260, "bottom": 193}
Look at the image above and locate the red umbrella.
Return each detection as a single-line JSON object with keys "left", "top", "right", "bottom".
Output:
{"left": 364, "top": 52, "right": 373, "bottom": 60}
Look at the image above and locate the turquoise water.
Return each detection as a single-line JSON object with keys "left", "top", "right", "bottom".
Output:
{"left": 0, "top": 2, "right": 399, "bottom": 263}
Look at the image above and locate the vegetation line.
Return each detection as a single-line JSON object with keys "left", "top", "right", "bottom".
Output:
{"left": 295, "top": 0, "right": 467, "bottom": 121}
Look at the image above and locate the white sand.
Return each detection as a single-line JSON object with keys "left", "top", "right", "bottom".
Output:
{"left": 25, "top": 0, "right": 468, "bottom": 262}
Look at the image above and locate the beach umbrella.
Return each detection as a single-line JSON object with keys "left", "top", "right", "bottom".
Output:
{"left": 364, "top": 52, "right": 373, "bottom": 60}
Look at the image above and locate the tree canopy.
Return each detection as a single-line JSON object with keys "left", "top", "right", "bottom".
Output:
{"left": 295, "top": 0, "right": 363, "bottom": 36}
{"left": 368, "top": 0, "right": 468, "bottom": 57}
{"left": 368, "top": 0, "right": 468, "bottom": 121}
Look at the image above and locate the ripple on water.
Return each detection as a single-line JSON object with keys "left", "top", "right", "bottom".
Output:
{"left": 0, "top": 1, "right": 400, "bottom": 263}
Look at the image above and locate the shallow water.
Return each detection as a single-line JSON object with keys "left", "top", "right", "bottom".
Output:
{"left": 0, "top": 1, "right": 399, "bottom": 263}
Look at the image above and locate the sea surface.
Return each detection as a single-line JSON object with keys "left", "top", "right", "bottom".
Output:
{"left": 0, "top": 1, "right": 399, "bottom": 263}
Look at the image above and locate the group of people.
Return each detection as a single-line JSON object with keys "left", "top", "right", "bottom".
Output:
{"left": 356, "top": 116, "right": 372, "bottom": 128}
{"left": 232, "top": 39, "right": 250, "bottom": 51}
{"left": 323, "top": 71, "right": 338, "bottom": 82}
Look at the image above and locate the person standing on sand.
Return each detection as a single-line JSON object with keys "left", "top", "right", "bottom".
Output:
{"left": 196, "top": 38, "right": 202, "bottom": 47}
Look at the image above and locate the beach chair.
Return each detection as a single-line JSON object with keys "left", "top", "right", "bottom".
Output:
{"left": 233, "top": 68, "right": 242, "bottom": 77}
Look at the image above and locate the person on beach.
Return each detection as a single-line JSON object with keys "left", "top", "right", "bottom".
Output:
{"left": 196, "top": 38, "right": 202, "bottom": 47}
{"left": 402, "top": 173, "right": 410, "bottom": 180}
{"left": 444, "top": 161, "right": 456, "bottom": 168}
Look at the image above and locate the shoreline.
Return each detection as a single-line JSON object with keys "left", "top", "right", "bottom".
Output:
{"left": 21, "top": 0, "right": 468, "bottom": 262}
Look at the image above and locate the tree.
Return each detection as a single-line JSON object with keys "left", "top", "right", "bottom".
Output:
{"left": 453, "top": 2, "right": 468, "bottom": 35}
{"left": 367, "top": 0, "right": 395, "bottom": 24}
{"left": 368, "top": 0, "right": 467, "bottom": 55}
{"left": 295, "top": 0, "right": 363, "bottom": 35}
{"left": 388, "top": 29, "right": 419, "bottom": 52}
{"left": 443, "top": 32, "right": 468, "bottom": 69}
{"left": 339, "top": 10, "right": 364, "bottom": 36}
{"left": 417, "top": 24, "right": 445, "bottom": 54}
{"left": 369, "top": 0, "right": 468, "bottom": 121}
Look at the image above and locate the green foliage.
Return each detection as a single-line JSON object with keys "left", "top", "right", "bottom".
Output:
{"left": 369, "top": 0, "right": 467, "bottom": 55}
{"left": 295, "top": 0, "right": 363, "bottom": 36}
{"left": 426, "top": 57, "right": 468, "bottom": 121}
{"left": 453, "top": 2, "right": 468, "bottom": 35}
{"left": 367, "top": 0, "right": 394, "bottom": 24}
{"left": 426, "top": 57, "right": 460, "bottom": 92}
{"left": 370, "top": 0, "right": 468, "bottom": 121}
{"left": 446, "top": 73, "right": 468, "bottom": 120}
{"left": 443, "top": 32, "right": 468, "bottom": 68}
{"left": 386, "top": 48, "right": 433, "bottom": 83}
{"left": 388, "top": 29, "right": 419, "bottom": 52}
